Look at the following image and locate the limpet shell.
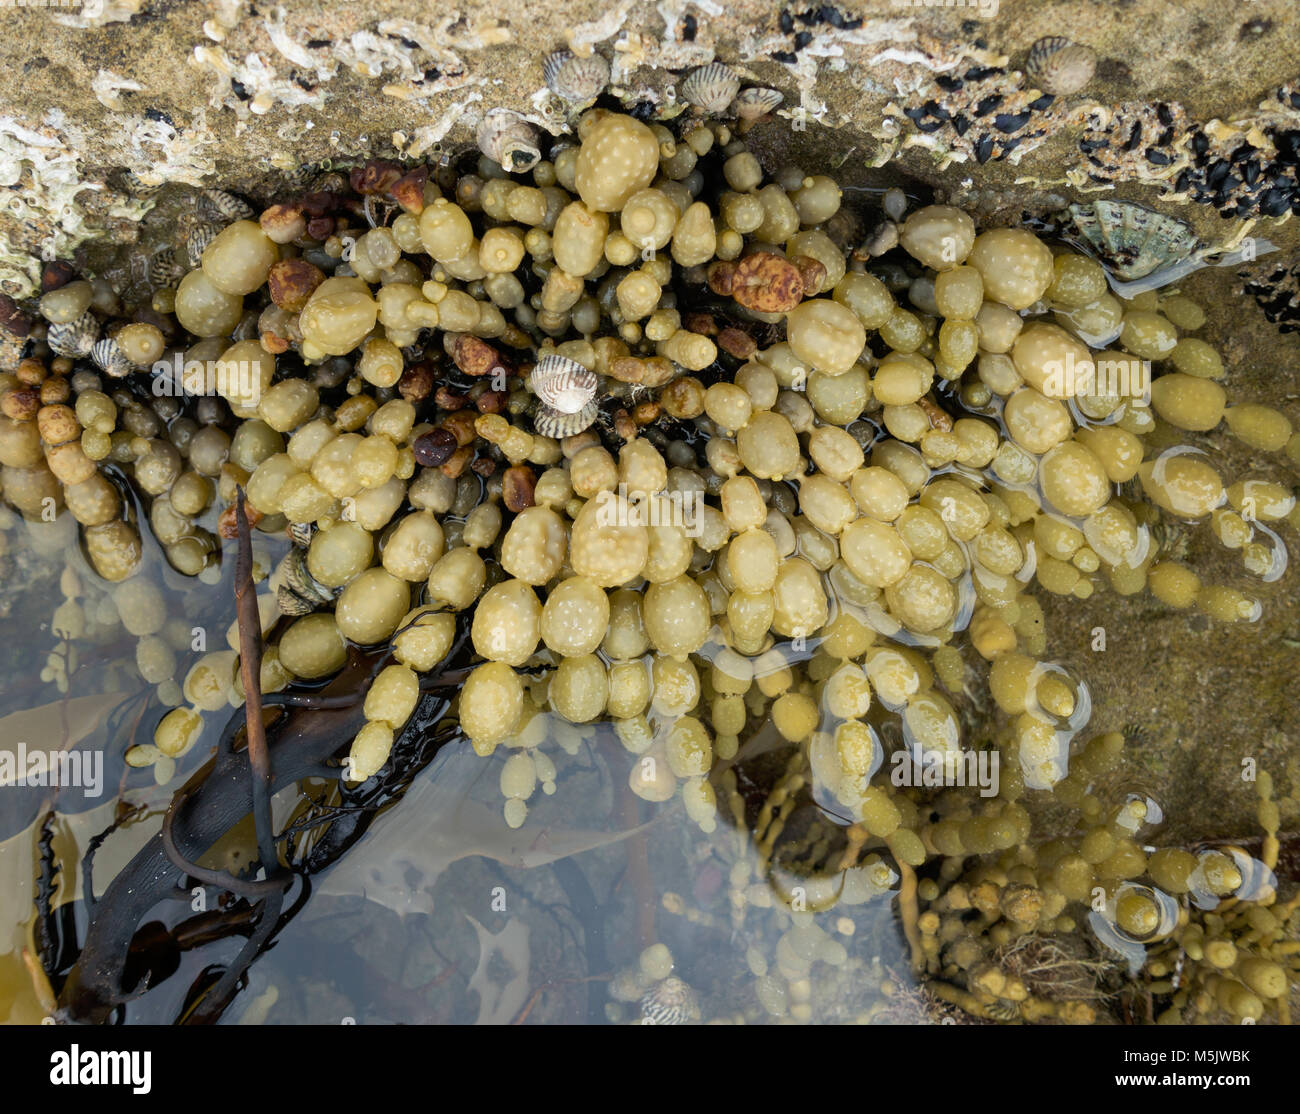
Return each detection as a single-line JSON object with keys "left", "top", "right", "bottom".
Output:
{"left": 534, "top": 399, "right": 598, "bottom": 439}
{"left": 198, "top": 188, "right": 256, "bottom": 223}
{"left": 183, "top": 219, "right": 222, "bottom": 268}
{"left": 530, "top": 354, "right": 598, "bottom": 414}
{"left": 477, "top": 110, "right": 541, "bottom": 173}
{"left": 682, "top": 62, "right": 740, "bottom": 115}
{"left": 288, "top": 521, "right": 316, "bottom": 548}
{"left": 148, "top": 248, "right": 185, "bottom": 290}
{"left": 91, "top": 336, "right": 132, "bottom": 378}
{"left": 284, "top": 547, "right": 335, "bottom": 604}
{"left": 731, "top": 86, "right": 783, "bottom": 120}
{"left": 640, "top": 976, "right": 700, "bottom": 1025}
{"left": 47, "top": 310, "right": 98, "bottom": 358}
{"left": 276, "top": 584, "right": 318, "bottom": 617}
{"left": 1066, "top": 200, "right": 1199, "bottom": 281}
{"left": 1026, "top": 36, "right": 1097, "bottom": 96}
{"left": 112, "top": 169, "right": 163, "bottom": 198}
{"left": 543, "top": 49, "right": 609, "bottom": 104}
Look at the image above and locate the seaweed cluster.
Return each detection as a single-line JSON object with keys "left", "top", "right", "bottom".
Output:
{"left": 1, "top": 57, "right": 1297, "bottom": 1023}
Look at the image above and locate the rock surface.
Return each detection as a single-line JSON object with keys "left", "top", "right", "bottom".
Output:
{"left": 0, "top": 1, "right": 1297, "bottom": 294}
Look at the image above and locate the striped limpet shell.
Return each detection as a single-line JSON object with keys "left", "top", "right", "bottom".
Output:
{"left": 184, "top": 220, "right": 222, "bottom": 268}
{"left": 310, "top": 170, "right": 349, "bottom": 194}
{"left": 91, "top": 337, "right": 132, "bottom": 378}
{"left": 148, "top": 248, "right": 185, "bottom": 290}
{"left": 276, "top": 584, "right": 319, "bottom": 617}
{"left": 477, "top": 110, "right": 541, "bottom": 173}
{"left": 197, "top": 188, "right": 255, "bottom": 223}
{"left": 533, "top": 399, "right": 599, "bottom": 439}
{"left": 681, "top": 62, "right": 740, "bottom": 115}
{"left": 112, "top": 169, "right": 164, "bottom": 198}
{"left": 731, "top": 87, "right": 783, "bottom": 120}
{"left": 287, "top": 521, "right": 316, "bottom": 548}
{"left": 530, "top": 354, "right": 598, "bottom": 414}
{"left": 1026, "top": 36, "right": 1097, "bottom": 96}
{"left": 46, "top": 310, "right": 98, "bottom": 359}
{"left": 543, "top": 50, "right": 610, "bottom": 104}
{"left": 283, "top": 547, "right": 335, "bottom": 604}
{"left": 639, "top": 977, "right": 700, "bottom": 1025}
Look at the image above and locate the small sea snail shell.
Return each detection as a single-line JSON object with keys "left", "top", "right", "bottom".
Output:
{"left": 477, "top": 109, "right": 542, "bottom": 173}
{"left": 91, "top": 336, "right": 132, "bottom": 379}
{"left": 197, "top": 188, "right": 255, "bottom": 223}
{"left": 276, "top": 585, "right": 319, "bottom": 617}
{"left": 46, "top": 310, "right": 99, "bottom": 359}
{"left": 181, "top": 216, "right": 222, "bottom": 268}
{"left": 639, "top": 976, "right": 701, "bottom": 1025}
{"left": 148, "top": 248, "right": 185, "bottom": 291}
